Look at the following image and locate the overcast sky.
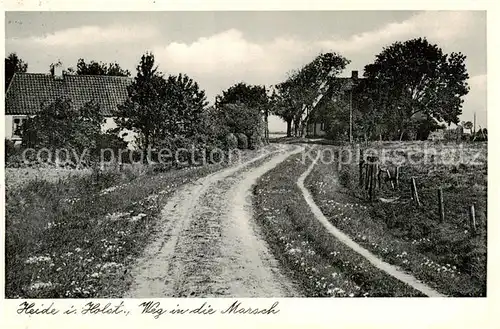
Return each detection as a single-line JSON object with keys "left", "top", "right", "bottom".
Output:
{"left": 5, "top": 11, "right": 486, "bottom": 131}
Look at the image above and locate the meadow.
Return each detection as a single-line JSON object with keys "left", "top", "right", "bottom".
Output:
{"left": 305, "top": 141, "right": 487, "bottom": 296}
{"left": 4, "top": 148, "right": 262, "bottom": 298}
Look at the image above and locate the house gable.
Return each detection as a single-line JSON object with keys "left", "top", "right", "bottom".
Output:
{"left": 5, "top": 73, "right": 135, "bottom": 144}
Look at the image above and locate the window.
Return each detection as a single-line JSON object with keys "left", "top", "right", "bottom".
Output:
{"left": 12, "top": 117, "right": 27, "bottom": 139}
{"left": 320, "top": 122, "right": 325, "bottom": 131}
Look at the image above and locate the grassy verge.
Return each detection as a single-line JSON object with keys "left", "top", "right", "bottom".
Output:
{"left": 253, "top": 148, "right": 425, "bottom": 297}
{"left": 305, "top": 143, "right": 487, "bottom": 296}
{"left": 5, "top": 147, "right": 270, "bottom": 298}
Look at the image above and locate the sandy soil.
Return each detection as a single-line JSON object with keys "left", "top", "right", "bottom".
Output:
{"left": 125, "top": 144, "right": 303, "bottom": 297}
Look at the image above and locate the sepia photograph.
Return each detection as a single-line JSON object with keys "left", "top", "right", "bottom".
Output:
{"left": 4, "top": 10, "right": 487, "bottom": 301}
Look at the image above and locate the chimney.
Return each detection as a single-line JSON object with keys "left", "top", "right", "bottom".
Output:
{"left": 351, "top": 70, "right": 359, "bottom": 80}
{"left": 51, "top": 61, "right": 64, "bottom": 80}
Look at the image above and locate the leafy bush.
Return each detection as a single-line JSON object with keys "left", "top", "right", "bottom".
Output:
{"left": 225, "top": 133, "right": 238, "bottom": 150}
{"left": 5, "top": 139, "right": 16, "bottom": 158}
{"left": 248, "top": 132, "right": 263, "bottom": 150}
{"left": 338, "top": 169, "right": 352, "bottom": 188}
{"left": 235, "top": 133, "right": 248, "bottom": 149}
{"left": 201, "top": 106, "right": 230, "bottom": 142}
{"left": 5, "top": 154, "right": 25, "bottom": 168}
{"left": 4, "top": 139, "right": 29, "bottom": 168}
{"left": 219, "top": 103, "right": 264, "bottom": 139}
{"left": 21, "top": 98, "right": 104, "bottom": 154}
{"left": 98, "top": 131, "right": 128, "bottom": 160}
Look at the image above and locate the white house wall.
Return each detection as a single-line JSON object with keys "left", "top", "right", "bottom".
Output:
{"left": 102, "top": 117, "right": 137, "bottom": 148}
{"left": 5, "top": 115, "right": 30, "bottom": 143}
{"left": 5, "top": 115, "right": 137, "bottom": 149}
{"left": 5, "top": 115, "right": 15, "bottom": 141}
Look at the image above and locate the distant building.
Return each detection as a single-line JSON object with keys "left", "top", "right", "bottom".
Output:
{"left": 5, "top": 68, "right": 136, "bottom": 145}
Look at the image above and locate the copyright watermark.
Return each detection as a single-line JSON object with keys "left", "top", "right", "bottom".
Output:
{"left": 18, "top": 145, "right": 245, "bottom": 169}
{"left": 301, "top": 144, "right": 486, "bottom": 166}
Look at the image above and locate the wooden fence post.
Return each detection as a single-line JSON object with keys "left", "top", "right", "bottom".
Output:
{"left": 365, "top": 161, "right": 371, "bottom": 190}
{"left": 359, "top": 149, "right": 364, "bottom": 187}
{"left": 377, "top": 166, "right": 382, "bottom": 189}
{"left": 368, "top": 164, "right": 374, "bottom": 201}
{"left": 469, "top": 204, "right": 477, "bottom": 234}
{"left": 337, "top": 148, "right": 343, "bottom": 172}
{"left": 411, "top": 177, "right": 421, "bottom": 207}
{"left": 372, "top": 164, "right": 377, "bottom": 188}
{"left": 438, "top": 188, "right": 445, "bottom": 222}
{"left": 386, "top": 169, "right": 394, "bottom": 190}
{"left": 366, "top": 156, "right": 378, "bottom": 201}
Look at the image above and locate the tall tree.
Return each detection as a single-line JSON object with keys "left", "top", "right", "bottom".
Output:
{"left": 216, "top": 83, "right": 268, "bottom": 110}
{"left": 5, "top": 53, "right": 28, "bottom": 90}
{"left": 161, "top": 73, "right": 208, "bottom": 139}
{"left": 364, "top": 38, "right": 469, "bottom": 140}
{"left": 113, "top": 53, "right": 166, "bottom": 150}
{"left": 271, "top": 81, "right": 301, "bottom": 137}
{"left": 274, "top": 52, "right": 350, "bottom": 137}
{"left": 74, "top": 58, "right": 131, "bottom": 76}
{"left": 114, "top": 53, "right": 208, "bottom": 150}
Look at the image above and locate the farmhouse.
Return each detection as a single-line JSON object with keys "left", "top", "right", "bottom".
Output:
{"left": 5, "top": 67, "right": 136, "bottom": 145}
{"left": 305, "top": 70, "right": 438, "bottom": 140}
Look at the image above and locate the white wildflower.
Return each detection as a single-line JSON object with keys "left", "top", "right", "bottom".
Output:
{"left": 130, "top": 213, "right": 147, "bottom": 222}
{"left": 105, "top": 212, "right": 128, "bottom": 222}
{"left": 30, "top": 282, "right": 53, "bottom": 290}
{"left": 25, "top": 255, "right": 52, "bottom": 264}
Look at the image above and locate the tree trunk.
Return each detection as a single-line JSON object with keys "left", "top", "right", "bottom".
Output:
{"left": 144, "top": 132, "right": 150, "bottom": 164}
{"left": 286, "top": 119, "right": 292, "bottom": 137}
{"left": 300, "top": 120, "right": 307, "bottom": 137}
{"left": 264, "top": 109, "right": 269, "bottom": 143}
{"left": 293, "top": 118, "right": 300, "bottom": 137}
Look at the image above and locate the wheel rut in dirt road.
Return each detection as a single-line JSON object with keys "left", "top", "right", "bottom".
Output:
{"left": 297, "top": 152, "right": 446, "bottom": 297}
{"left": 125, "top": 144, "right": 303, "bottom": 297}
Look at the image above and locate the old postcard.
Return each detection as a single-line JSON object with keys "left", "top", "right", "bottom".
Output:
{"left": 1, "top": 1, "right": 497, "bottom": 328}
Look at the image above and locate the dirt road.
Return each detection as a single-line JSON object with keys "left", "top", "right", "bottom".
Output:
{"left": 125, "top": 144, "right": 303, "bottom": 297}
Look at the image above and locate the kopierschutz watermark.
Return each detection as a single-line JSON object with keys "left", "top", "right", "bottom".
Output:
{"left": 300, "top": 143, "right": 485, "bottom": 167}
